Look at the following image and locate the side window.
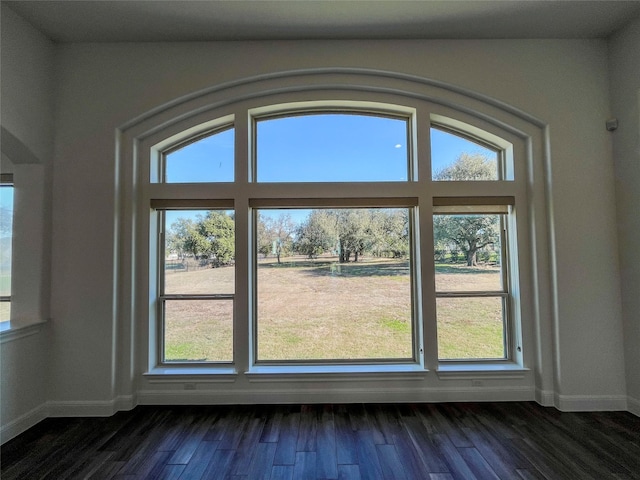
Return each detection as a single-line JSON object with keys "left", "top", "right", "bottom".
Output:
{"left": 433, "top": 207, "right": 511, "bottom": 360}
{"left": 158, "top": 209, "right": 235, "bottom": 363}
{"left": 0, "top": 174, "right": 13, "bottom": 324}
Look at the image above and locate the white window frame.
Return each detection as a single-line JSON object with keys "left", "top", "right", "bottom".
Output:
{"left": 433, "top": 204, "right": 515, "bottom": 362}
{"left": 139, "top": 92, "right": 530, "bottom": 378}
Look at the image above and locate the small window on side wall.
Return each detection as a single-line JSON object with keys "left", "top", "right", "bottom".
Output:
{"left": 158, "top": 208, "right": 235, "bottom": 363}
{"left": 0, "top": 174, "right": 13, "bottom": 324}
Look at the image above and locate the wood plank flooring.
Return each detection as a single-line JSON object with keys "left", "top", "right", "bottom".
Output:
{"left": 2, "top": 402, "right": 639, "bottom": 479}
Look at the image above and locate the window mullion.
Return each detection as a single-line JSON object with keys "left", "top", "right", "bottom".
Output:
{"left": 415, "top": 106, "right": 438, "bottom": 370}
{"left": 160, "top": 294, "right": 235, "bottom": 300}
{"left": 234, "top": 108, "right": 251, "bottom": 372}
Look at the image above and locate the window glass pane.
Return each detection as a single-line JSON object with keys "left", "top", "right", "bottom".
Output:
{"left": 164, "top": 210, "right": 235, "bottom": 295}
{"left": 256, "top": 208, "right": 412, "bottom": 361}
{"left": 164, "top": 299, "right": 233, "bottom": 362}
{"left": 434, "top": 214, "right": 502, "bottom": 292}
{"left": 0, "top": 184, "right": 13, "bottom": 323}
{"left": 431, "top": 127, "right": 498, "bottom": 180}
{"left": 437, "top": 297, "right": 505, "bottom": 360}
{"left": 165, "top": 128, "right": 234, "bottom": 183}
{"left": 256, "top": 114, "right": 408, "bottom": 182}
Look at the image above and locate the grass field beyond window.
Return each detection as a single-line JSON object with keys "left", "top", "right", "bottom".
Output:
{"left": 163, "top": 257, "right": 503, "bottom": 362}
{"left": 257, "top": 256, "right": 412, "bottom": 361}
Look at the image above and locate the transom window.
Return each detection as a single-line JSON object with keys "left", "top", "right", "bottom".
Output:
{"left": 147, "top": 103, "right": 522, "bottom": 371}
{"left": 163, "top": 127, "right": 234, "bottom": 183}
{"left": 256, "top": 113, "right": 409, "bottom": 182}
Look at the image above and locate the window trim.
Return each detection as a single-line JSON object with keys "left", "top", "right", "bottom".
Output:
{"left": 140, "top": 95, "right": 529, "bottom": 377}
{"left": 155, "top": 207, "right": 236, "bottom": 366}
{"left": 433, "top": 206, "right": 515, "bottom": 362}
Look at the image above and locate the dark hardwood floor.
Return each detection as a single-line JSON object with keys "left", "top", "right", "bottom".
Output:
{"left": 1, "top": 402, "right": 639, "bottom": 479}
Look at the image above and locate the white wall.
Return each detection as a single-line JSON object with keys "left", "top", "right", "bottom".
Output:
{"left": 0, "top": 4, "right": 54, "bottom": 441}
{"left": 46, "top": 39, "right": 627, "bottom": 411}
{"left": 609, "top": 17, "right": 640, "bottom": 416}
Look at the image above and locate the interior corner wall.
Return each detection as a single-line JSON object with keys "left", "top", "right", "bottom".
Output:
{"left": 0, "top": 4, "right": 54, "bottom": 441}
{"left": 609, "top": 16, "right": 640, "bottom": 415}
{"left": 46, "top": 38, "right": 627, "bottom": 411}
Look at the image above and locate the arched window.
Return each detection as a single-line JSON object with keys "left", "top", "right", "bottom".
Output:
{"left": 145, "top": 100, "right": 524, "bottom": 372}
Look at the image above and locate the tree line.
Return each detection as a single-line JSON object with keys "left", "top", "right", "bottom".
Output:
{"left": 259, "top": 208, "right": 410, "bottom": 264}
{"left": 165, "top": 154, "right": 501, "bottom": 267}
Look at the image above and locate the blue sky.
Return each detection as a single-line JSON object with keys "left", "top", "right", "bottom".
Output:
{"left": 164, "top": 114, "right": 496, "bottom": 227}
{"left": 0, "top": 185, "right": 13, "bottom": 237}
{"left": 257, "top": 114, "right": 407, "bottom": 182}
{"left": 0, "top": 186, "right": 13, "bottom": 212}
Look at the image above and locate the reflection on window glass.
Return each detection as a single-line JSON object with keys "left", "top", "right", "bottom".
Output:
{"left": 161, "top": 209, "right": 235, "bottom": 363}
{"left": 434, "top": 213, "right": 507, "bottom": 360}
{"left": 0, "top": 182, "right": 13, "bottom": 323}
{"left": 256, "top": 207, "right": 413, "bottom": 361}
{"left": 257, "top": 114, "right": 409, "bottom": 182}
{"left": 431, "top": 127, "right": 498, "bottom": 180}
{"left": 165, "top": 128, "right": 234, "bottom": 183}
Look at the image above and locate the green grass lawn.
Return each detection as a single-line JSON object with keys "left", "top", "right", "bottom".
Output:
{"left": 0, "top": 301, "right": 10, "bottom": 323}
{"left": 0, "top": 273, "right": 11, "bottom": 297}
{"left": 163, "top": 256, "right": 505, "bottom": 362}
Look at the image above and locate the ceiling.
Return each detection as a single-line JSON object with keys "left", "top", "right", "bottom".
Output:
{"left": 5, "top": 0, "right": 640, "bottom": 43}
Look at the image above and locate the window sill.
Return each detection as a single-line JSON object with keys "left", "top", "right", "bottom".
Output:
{"left": 0, "top": 319, "right": 48, "bottom": 344}
{"left": 246, "top": 363, "right": 427, "bottom": 382}
{"left": 144, "top": 366, "right": 238, "bottom": 383}
{"left": 436, "top": 362, "right": 529, "bottom": 380}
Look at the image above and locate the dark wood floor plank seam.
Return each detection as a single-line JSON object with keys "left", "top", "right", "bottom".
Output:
{"left": 273, "top": 410, "right": 301, "bottom": 466}
{"left": 334, "top": 405, "right": 359, "bottom": 465}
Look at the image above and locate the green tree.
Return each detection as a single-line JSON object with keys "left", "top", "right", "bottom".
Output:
{"left": 198, "top": 211, "right": 235, "bottom": 266}
{"left": 167, "top": 212, "right": 235, "bottom": 266}
{"left": 433, "top": 153, "right": 500, "bottom": 266}
{"left": 258, "top": 213, "right": 295, "bottom": 264}
{"left": 434, "top": 153, "right": 496, "bottom": 181}
{"left": 369, "top": 209, "right": 409, "bottom": 259}
{"left": 295, "top": 210, "right": 335, "bottom": 259}
{"left": 295, "top": 208, "right": 410, "bottom": 263}
{"left": 167, "top": 217, "right": 201, "bottom": 259}
{"left": 434, "top": 214, "right": 498, "bottom": 266}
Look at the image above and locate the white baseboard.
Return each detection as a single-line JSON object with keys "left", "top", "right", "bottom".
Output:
{"left": 0, "top": 403, "right": 48, "bottom": 445}
{"left": 555, "top": 394, "right": 628, "bottom": 412}
{"left": 138, "top": 385, "right": 536, "bottom": 405}
{"left": 47, "top": 395, "right": 136, "bottom": 417}
{"left": 535, "top": 388, "right": 555, "bottom": 407}
{"left": 628, "top": 395, "right": 640, "bottom": 417}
